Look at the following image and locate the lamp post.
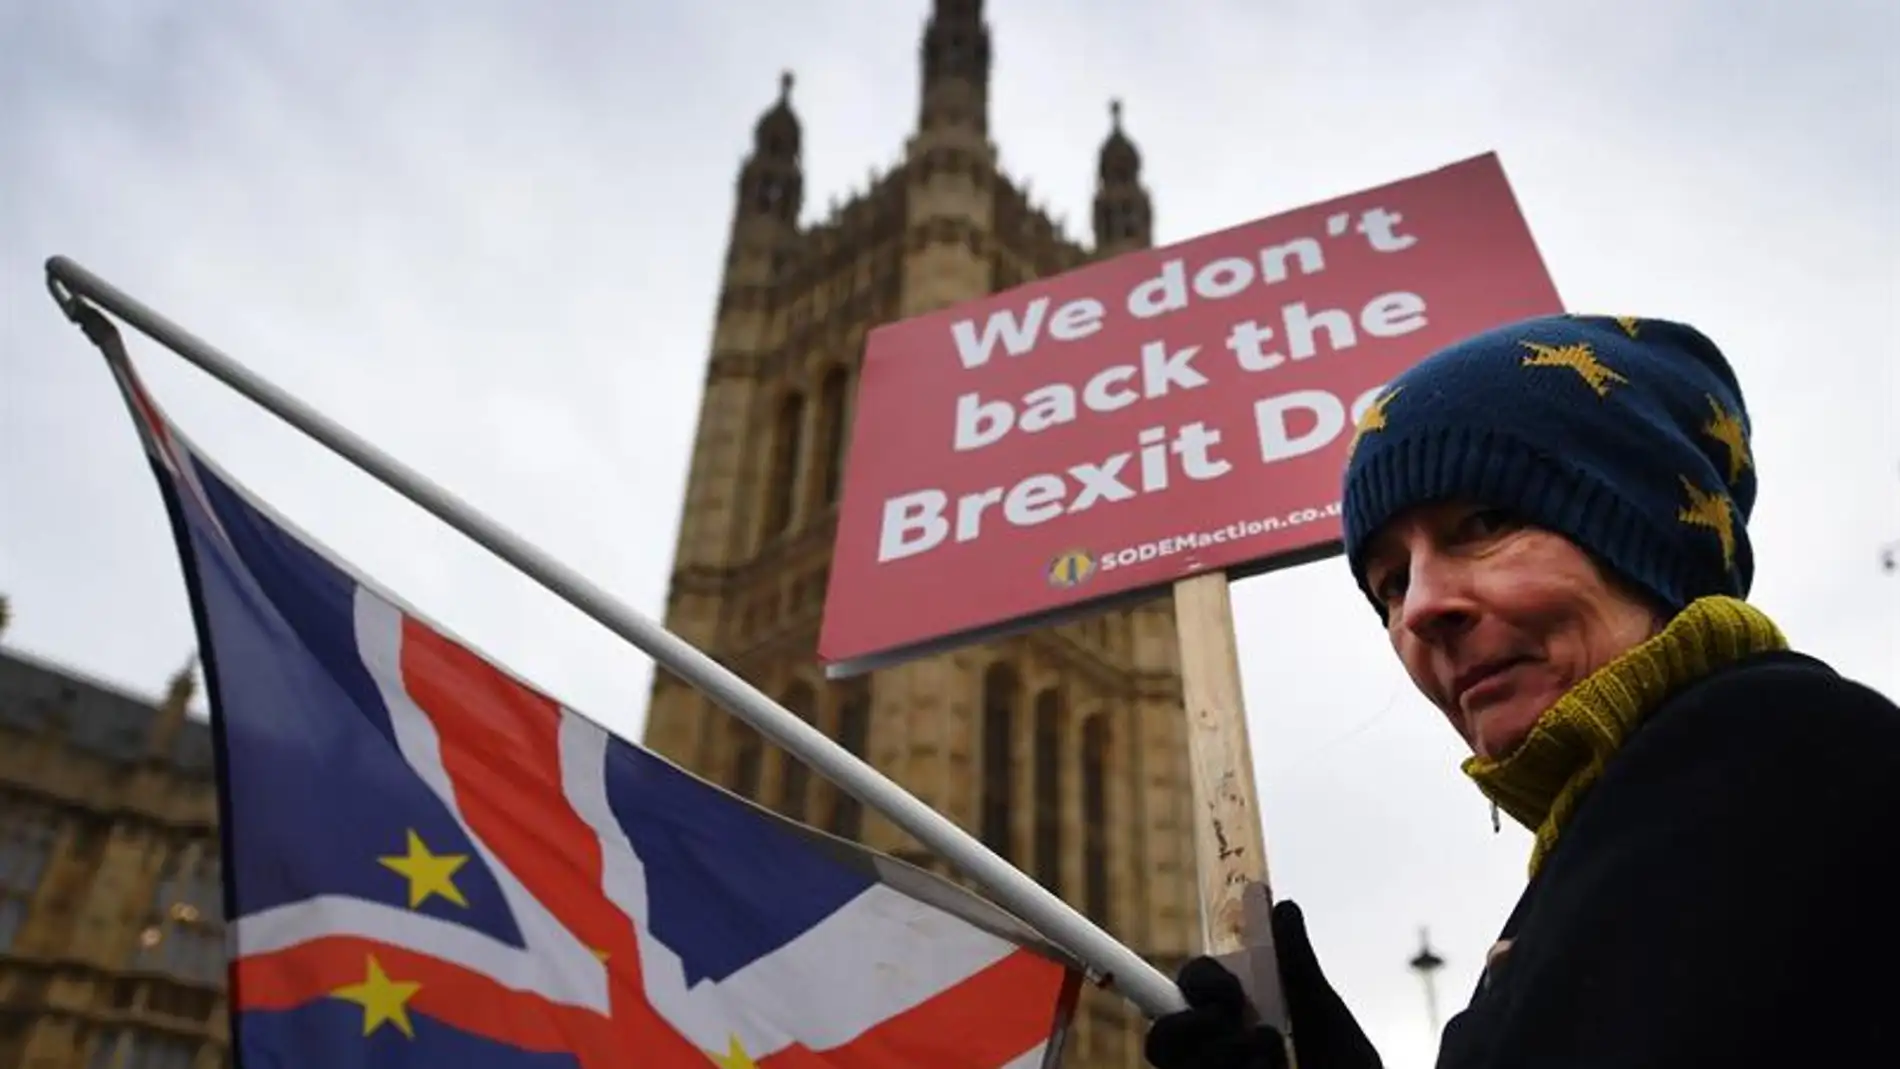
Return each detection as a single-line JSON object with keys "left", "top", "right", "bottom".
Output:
{"left": 1881, "top": 463, "right": 1897, "bottom": 577}
{"left": 1409, "top": 927, "right": 1447, "bottom": 1038}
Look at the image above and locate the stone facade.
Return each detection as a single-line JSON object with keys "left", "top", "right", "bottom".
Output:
{"left": 0, "top": 647, "right": 227, "bottom": 1069}
{"left": 636, "top": 4, "right": 1200, "bottom": 1065}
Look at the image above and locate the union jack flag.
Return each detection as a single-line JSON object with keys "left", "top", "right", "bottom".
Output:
{"left": 104, "top": 347, "right": 1085, "bottom": 1067}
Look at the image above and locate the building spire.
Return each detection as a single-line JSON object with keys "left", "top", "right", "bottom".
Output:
{"left": 737, "top": 70, "right": 804, "bottom": 224}
{"left": 145, "top": 652, "right": 199, "bottom": 762}
{"left": 1098, "top": 97, "right": 1141, "bottom": 183}
{"left": 753, "top": 69, "right": 801, "bottom": 160}
{"left": 162, "top": 655, "right": 198, "bottom": 713}
{"left": 1094, "top": 96, "right": 1151, "bottom": 254}
{"left": 918, "top": 0, "right": 991, "bottom": 133}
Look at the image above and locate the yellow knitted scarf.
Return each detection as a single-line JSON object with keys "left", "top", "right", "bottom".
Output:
{"left": 1462, "top": 596, "right": 1788, "bottom": 877}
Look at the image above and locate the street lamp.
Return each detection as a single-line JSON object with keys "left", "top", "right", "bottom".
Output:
{"left": 1409, "top": 927, "right": 1447, "bottom": 1037}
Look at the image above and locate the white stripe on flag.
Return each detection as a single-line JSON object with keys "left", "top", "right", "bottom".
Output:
{"left": 559, "top": 716, "right": 1026, "bottom": 1056}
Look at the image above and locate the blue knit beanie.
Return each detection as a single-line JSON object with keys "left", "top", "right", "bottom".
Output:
{"left": 1341, "top": 314, "right": 1757, "bottom": 615}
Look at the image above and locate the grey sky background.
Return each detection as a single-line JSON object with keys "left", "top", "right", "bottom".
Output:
{"left": 3, "top": 1, "right": 1895, "bottom": 1065}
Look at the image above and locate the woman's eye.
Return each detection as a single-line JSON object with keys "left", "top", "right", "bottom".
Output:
{"left": 1373, "top": 571, "right": 1408, "bottom": 604}
{"left": 1462, "top": 508, "right": 1517, "bottom": 538}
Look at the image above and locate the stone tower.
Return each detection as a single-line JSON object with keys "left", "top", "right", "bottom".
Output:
{"left": 638, "top": 4, "right": 1201, "bottom": 1065}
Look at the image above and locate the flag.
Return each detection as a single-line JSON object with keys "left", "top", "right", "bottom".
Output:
{"left": 104, "top": 350, "right": 1085, "bottom": 1068}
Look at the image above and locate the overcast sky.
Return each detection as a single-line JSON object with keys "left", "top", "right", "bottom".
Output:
{"left": 3, "top": 1, "right": 1896, "bottom": 1065}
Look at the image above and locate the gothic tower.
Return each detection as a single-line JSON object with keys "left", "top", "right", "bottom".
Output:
{"left": 640, "top": 5, "right": 1200, "bottom": 1065}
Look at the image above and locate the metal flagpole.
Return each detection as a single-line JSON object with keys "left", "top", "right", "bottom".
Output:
{"left": 42, "top": 255, "right": 1187, "bottom": 1020}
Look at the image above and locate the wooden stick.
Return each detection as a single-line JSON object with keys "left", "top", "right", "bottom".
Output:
{"left": 1173, "top": 571, "right": 1272, "bottom": 949}
{"left": 1173, "top": 570, "right": 1290, "bottom": 1038}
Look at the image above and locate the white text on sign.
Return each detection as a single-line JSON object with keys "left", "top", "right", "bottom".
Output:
{"left": 878, "top": 204, "right": 1428, "bottom": 564}
{"left": 879, "top": 385, "right": 1385, "bottom": 563}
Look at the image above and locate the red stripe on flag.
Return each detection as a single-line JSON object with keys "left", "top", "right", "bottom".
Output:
{"left": 235, "top": 935, "right": 626, "bottom": 1061}
{"left": 394, "top": 614, "right": 707, "bottom": 1065}
{"left": 238, "top": 935, "right": 1074, "bottom": 1069}
{"left": 760, "top": 948, "right": 1076, "bottom": 1069}
{"left": 109, "top": 358, "right": 179, "bottom": 469}
{"left": 397, "top": 615, "right": 645, "bottom": 972}
{"left": 385, "top": 610, "right": 1076, "bottom": 1069}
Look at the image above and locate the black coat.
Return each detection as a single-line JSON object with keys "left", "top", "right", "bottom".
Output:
{"left": 1437, "top": 650, "right": 1900, "bottom": 1067}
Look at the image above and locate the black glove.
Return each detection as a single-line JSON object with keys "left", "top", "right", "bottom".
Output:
{"left": 1143, "top": 900, "right": 1382, "bottom": 1069}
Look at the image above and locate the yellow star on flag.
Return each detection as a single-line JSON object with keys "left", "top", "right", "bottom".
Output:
{"left": 379, "top": 829, "right": 470, "bottom": 909}
{"left": 710, "top": 1034, "right": 759, "bottom": 1069}
{"left": 1518, "top": 340, "right": 1629, "bottom": 397}
{"left": 331, "top": 954, "right": 423, "bottom": 1039}
{"left": 1677, "top": 476, "right": 1737, "bottom": 569}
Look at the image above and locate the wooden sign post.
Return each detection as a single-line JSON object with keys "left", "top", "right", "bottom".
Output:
{"left": 1173, "top": 571, "right": 1290, "bottom": 1041}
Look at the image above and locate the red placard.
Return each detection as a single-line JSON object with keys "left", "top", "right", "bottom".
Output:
{"left": 820, "top": 152, "right": 1562, "bottom": 673}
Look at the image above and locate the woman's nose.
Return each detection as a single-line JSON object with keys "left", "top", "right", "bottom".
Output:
{"left": 1399, "top": 556, "right": 1479, "bottom": 643}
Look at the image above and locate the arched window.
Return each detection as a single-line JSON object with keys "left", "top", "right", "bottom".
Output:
{"left": 1032, "top": 688, "right": 1063, "bottom": 895}
{"left": 980, "top": 664, "right": 1019, "bottom": 863}
{"left": 816, "top": 368, "right": 852, "bottom": 506}
{"left": 133, "top": 842, "right": 226, "bottom": 984}
{"left": 828, "top": 681, "right": 872, "bottom": 839}
{"left": 727, "top": 718, "right": 764, "bottom": 800}
{"left": 1082, "top": 714, "right": 1110, "bottom": 924}
{"left": 762, "top": 392, "right": 805, "bottom": 536}
{"left": 779, "top": 682, "right": 816, "bottom": 821}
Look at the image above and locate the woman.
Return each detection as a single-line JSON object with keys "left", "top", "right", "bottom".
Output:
{"left": 1142, "top": 314, "right": 1900, "bottom": 1067}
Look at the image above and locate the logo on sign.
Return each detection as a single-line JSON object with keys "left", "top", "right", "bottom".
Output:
{"left": 1046, "top": 548, "right": 1098, "bottom": 589}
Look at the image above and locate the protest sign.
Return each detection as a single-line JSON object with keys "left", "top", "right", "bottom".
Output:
{"left": 821, "top": 152, "right": 1562, "bottom": 674}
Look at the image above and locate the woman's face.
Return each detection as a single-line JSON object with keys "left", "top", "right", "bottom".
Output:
{"left": 1360, "top": 501, "right": 1665, "bottom": 760}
